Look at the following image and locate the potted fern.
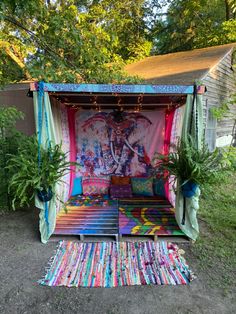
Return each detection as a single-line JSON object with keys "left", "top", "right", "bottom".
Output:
{"left": 153, "top": 136, "right": 222, "bottom": 196}
{"left": 7, "top": 136, "right": 73, "bottom": 209}
{"left": 153, "top": 137, "right": 222, "bottom": 226}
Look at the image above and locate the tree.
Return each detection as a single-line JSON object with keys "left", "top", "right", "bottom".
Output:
{"left": 153, "top": 0, "right": 236, "bottom": 54}
{"left": 0, "top": 0, "right": 151, "bottom": 84}
{"left": 0, "top": 0, "right": 235, "bottom": 84}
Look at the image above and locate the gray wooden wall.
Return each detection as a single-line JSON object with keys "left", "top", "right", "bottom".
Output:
{"left": 202, "top": 49, "right": 236, "bottom": 147}
{"left": 0, "top": 83, "right": 35, "bottom": 135}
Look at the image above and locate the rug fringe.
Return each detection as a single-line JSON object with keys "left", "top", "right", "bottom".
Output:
{"left": 38, "top": 240, "right": 64, "bottom": 285}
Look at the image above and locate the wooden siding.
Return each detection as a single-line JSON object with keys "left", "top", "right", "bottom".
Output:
{"left": 202, "top": 50, "right": 236, "bottom": 139}
{"left": 0, "top": 85, "right": 35, "bottom": 135}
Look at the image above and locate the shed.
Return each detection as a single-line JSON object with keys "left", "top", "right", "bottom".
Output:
{"left": 29, "top": 82, "right": 204, "bottom": 243}
{"left": 0, "top": 81, "right": 205, "bottom": 243}
{"left": 125, "top": 43, "right": 236, "bottom": 150}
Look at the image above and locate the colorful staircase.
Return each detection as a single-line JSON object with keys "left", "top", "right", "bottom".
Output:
{"left": 54, "top": 196, "right": 184, "bottom": 238}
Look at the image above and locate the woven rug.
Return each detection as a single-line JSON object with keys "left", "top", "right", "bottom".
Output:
{"left": 39, "top": 241, "right": 195, "bottom": 288}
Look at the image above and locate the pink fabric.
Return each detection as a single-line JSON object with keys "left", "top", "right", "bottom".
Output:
{"left": 82, "top": 177, "right": 110, "bottom": 195}
{"left": 67, "top": 108, "right": 77, "bottom": 197}
{"left": 164, "top": 109, "right": 175, "bottom": 200}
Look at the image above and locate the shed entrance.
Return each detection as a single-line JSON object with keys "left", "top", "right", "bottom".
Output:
{"left": 31, "top": 82, "right": 204, "bottom": 243}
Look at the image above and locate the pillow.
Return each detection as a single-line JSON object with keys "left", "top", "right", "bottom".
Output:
{"left": 111, "top": 176, "right": 130, "bottom": 185}
{"left": 131, "top": 177, "right": 154, "bottom": 196}
{"left": 82, "top": 176, "right": 110, "bottom": 195}
{"left": 71, "top": 177, "right": 83, "bottom": 196}
{"left": 153, "top": 178, "right": 166, "bottom": 197}
{"left": 110, "top": 184, "right": 132, "bottom": 199}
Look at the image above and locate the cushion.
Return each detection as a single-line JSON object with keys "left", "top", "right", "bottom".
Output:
{"left": 110, "top": 184, "right": 132, "bottom": 199}
{"left": 153, "top": 178, "right": 165, "bottom": 197}
{"left": 82, "top": 176, "right": 110, "bottom": 195}
{"left": 71, "top": 177, "right": 83, "bottom": 196}
{"left": 131, "top": 177, "right": 154, "bottom": 196}
{"left": 111, "top": 176, "right": 130, "bottom": 185}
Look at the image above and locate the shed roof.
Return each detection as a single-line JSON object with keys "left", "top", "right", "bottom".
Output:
{"left": 125, "top": 43, "right": 236, "bottom": 85}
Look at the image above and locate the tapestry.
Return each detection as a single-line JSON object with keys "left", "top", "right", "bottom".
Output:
{"left": 39, "top": 241, "right": 195, "bottom": 287}
{"left": 75, "top": 110, "right": 165, "bottom": 177}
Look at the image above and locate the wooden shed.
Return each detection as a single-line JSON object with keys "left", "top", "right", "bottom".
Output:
{"left": 125, "top": 43, "right": 236, "bottom": 150}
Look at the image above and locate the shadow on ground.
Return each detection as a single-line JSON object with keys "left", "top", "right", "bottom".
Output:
{"left": 0, "top": 209, "right": 235, "bottom": 314}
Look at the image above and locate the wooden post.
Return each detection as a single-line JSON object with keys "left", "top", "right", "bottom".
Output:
{"left": 154, "top": 235, "right": 158, "bottom": 242}
{"left": 80, "top": 234, "right": 84, "bottom": 242}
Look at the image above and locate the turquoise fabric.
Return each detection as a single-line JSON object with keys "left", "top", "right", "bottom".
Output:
{"left": 71, "top": 177, "right": 83, "bottom": 196}
{"left": 175, "top": 93, "right": 203, "bottom": 241}
{"left": 33, "top": 90, "right": 62, "bottom": 244}
{"left": 153, "top": 178, "right": 165, "bottom": 197}
{"left": 131, "top": 177, "right": 154, "bottom": 196}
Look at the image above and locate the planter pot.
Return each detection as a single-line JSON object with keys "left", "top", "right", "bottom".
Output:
{"left": 37, "top": 188, "right": 53, "bottom": 202}
{"left": 182, "top": 181, "right": 199, "bottom": 198}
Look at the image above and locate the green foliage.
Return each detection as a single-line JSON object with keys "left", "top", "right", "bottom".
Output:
{"left": 210, "top": 102, "right": 231, "bottom": 120}
{"left": 0, "top": 0, "right": 149, "bottom": 84}
{"left": 211, "top": 94, "right": 236, "bottom": 120}
{"left": 0, "top": 106, "right": 24, "bottom": 133}
{"left": 7, "top": 136, "right": 73, "bottom": 209}
{"left": 191, "top": 170, "right": 236, "bottom": 290}
{"left": 0, "top": 0, "right": 235, "bottom": 83}
{"left": 153, "top": 0, "right": 236, "bottom": 54}
{"left": 0, "top": 106, "right": 25, "bottom": 210}
{"left": 220, "top": 146, "right": 236, "bottom": 170}
{"left": 153, "top": 136, "right": 222, "bottom": 186}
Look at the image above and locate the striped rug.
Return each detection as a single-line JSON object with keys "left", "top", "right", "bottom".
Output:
{"left": 39, "top": 241, "right": 194, "bottom": 288}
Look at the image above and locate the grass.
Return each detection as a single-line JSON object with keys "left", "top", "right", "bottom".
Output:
{"left": 190, "top": 170, "right": 236, "bottom": 291}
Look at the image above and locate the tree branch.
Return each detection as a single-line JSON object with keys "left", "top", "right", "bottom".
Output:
{"left": 0, "top": 40, "right": 31, "bottom": 79}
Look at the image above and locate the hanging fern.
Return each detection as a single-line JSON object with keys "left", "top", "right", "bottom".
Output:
{"left": 153, "top": 136, "right": 222, "bottom": 186}
{"left": 7, "top": 136, "right": 74, "bottom": 209}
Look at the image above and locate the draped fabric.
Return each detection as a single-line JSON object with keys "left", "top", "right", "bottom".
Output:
{"left": 67, "top": 108, "right": 77, "bottom": 196}
{"left": 33, "top": 92, "right": 70, "bottom": 243}
{"left": 175, "top": 94, "right": 204, "bottom": 240}
{"left": 168, "top": 106, "right": 186, "bottom": 207}
{"left": 74, "top": 110, "right": 165, "bottom": 177}
{"left": 163, "top": 109, "right": 175, "bottom": 200}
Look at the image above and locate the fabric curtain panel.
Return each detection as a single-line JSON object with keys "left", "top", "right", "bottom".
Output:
{"left": 33, "top": 92, "right": 70, "bottom": 243}
{"left": 168, "top": 106, "right": 186, "bottom": 207}
{"left": 163, "top": 108, "right": 175, "bottom": 200}
{"left": 67, "top": 108, "right": 77, "bottom": 196}
{"left": 175, "top": 94, "right": 204, "bottom": 240}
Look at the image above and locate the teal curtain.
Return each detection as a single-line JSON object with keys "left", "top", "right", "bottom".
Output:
{"left": 175, "top": 93, "right": 204, "bottom": 240}
{"left": 33, "top": 90, "right": 60, "bottom": 243}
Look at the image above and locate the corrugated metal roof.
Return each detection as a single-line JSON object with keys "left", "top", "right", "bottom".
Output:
{"left": 125, "top": 43, "right": 236, "bottom": 85}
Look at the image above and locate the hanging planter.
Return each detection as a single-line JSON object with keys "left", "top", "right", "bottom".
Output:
{"left": 37, "top": 188, "right": 53, "bottom": 202}
{"left": 181, "top": 181, "right": 199, "bottom": 198}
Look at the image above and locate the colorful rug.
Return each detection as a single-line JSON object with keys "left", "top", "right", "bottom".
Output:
{"left": 39, "top": 241, "right": 194, "bottom": 287}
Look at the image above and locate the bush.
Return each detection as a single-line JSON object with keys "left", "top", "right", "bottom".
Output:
{"left": 0, "top": 106, "right": 25, "bottom": 211}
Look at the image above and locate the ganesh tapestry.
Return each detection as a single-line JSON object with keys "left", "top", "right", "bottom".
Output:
{"left": 74, "top": 109, "right": 165, "bottom": 177}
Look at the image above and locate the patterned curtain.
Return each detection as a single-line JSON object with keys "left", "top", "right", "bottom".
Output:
{"left": 175, "top": 94, "right": 204, "bottom": 240}
{"left": 33, "top": 91, "right": 71, "bottom": 243}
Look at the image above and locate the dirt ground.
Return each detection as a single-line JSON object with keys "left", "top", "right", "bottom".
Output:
{"left": 0, "top": 209, "right": 235, "bottom": 314}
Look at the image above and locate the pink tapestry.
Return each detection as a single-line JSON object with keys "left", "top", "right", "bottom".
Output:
{"left": 67, "top": 107, "right": 77, "bottom": 196}
{"left": 75, "top": 110, "right": 165, "bottom": 177}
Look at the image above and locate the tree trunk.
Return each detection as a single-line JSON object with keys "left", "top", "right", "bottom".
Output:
{"left": 224, "top": 0, "right": 230, "bottom": 20}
